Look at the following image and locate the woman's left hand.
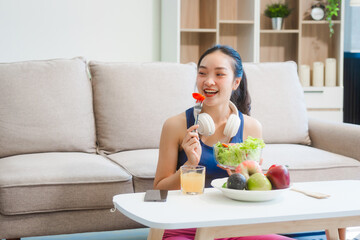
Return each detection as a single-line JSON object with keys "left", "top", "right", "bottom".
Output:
{"left": 217, "top": 157, "right": 264, "bottom": 176}
{"left": 217, "top": 164, "right": 234, "bottom": 176}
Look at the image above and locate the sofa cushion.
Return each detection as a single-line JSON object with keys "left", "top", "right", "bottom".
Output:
{"left": 89, "top": 61, "right": 197, "bottom": 154}
{"left": 0, "top": 57, "right": 96, "bottom": 158}
{"left": 0, "top": 152, "right": 133, "bottom": 215}
{"left": 262, "top": 144, "right": 360, "bottom": 182}
{"left": 108, "top": 149, "right": 158, "bottom": 192}
{"left": 244, "top": 62, "right": 311, "bottom": 145}
{"left": 0, "top": 208, "right": 143, "bottom": 239}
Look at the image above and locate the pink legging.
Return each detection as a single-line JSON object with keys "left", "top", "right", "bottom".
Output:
{"left": 163, "top": 228, "right": 294, "bottom": 240}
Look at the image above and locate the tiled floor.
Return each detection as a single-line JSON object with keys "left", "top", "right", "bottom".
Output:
{"left": 4, "top": 226, "right": 359, "bottom": 240}
{"left": 347, "top": 227, "right": 360, "bottom": 240}
{"left": 284, "top": 227, "right": 360, "bottom": 240}
{"left": 20, "top": 228, "right": 149, "bottom": 240}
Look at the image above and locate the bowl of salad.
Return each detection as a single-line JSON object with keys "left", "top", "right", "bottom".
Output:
{"left": 213, "top": 137, "right": 265, "bottom": 170}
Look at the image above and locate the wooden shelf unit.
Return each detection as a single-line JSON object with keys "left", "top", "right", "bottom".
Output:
{"left": 180, "top": 32, "right": 217, "bottom": 64}
{"left": 302, "top": 20, "right": 342, "bottom": 24}
{"left": 260, "top": 0, "right": 299, "bottom": 30}
{"left": 171, "top": 0, "right": 258, "bottom": 63}
{"left": 161, "top": 0, "right": 345, "bottom": 122}
{"left": 260, "top": 31, "right": 299, "bottom": 63}
{"left": 180, "top": 0, "right": 217, "bottom": 30}
{"left": 219, "top": 20, "right": 255, "bottom": 24}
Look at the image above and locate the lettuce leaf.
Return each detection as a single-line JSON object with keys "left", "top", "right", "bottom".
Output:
{"left": 214, "top": 137, "right": 265, "bottom": 167}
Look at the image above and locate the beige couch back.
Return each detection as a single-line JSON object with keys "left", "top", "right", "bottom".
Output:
{"left": 0, "top": 58, "right": 310, "bottom": 158}
{"left": 244, "top": 61, "right": 311, "bottom": 145}
{"left": 0, "top": 58, "right": 96, "bottom": 158}
{"left": 89, "top": 61, "right": 197, "bottom": 154}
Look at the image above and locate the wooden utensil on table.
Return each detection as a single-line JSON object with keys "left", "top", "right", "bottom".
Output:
{"left": 291, "top": 187, "right": 330, "bottom": 199}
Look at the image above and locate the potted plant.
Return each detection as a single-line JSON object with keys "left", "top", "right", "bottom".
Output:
{"left": 264, "top": 2, "right": 292, "bottom": 30}
{"left": 325, "top": 0, "right": 341, "bottom": 37}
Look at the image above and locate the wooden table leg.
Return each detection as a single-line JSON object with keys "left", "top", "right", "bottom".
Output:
{"left": 326, "top": 228, "right": 340, "bottom": 240}
{"left": 147, "top": 228, "right": 165, "bottom": 240}
{"left": 194, "top": 228, "right": 215, "bottom": 240}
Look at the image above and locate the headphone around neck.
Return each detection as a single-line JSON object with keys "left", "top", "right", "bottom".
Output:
{"left": 193, "top": 101, "right": 241, "bottom": 138}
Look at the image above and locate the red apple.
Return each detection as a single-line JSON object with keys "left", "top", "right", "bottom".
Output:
{"left": 266, "top": 164, "right": 290, "bottom": 189}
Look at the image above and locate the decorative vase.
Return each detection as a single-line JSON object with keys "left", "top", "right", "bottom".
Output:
{"left": 271, "top": 17, "right": 283, "bottom": 30}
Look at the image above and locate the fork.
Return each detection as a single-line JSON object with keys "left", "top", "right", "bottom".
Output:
{"left": 193, "top": 101, "right": 203, "bottom": 131}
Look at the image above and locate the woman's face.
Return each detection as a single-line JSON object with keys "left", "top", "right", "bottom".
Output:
{"left": 197, "top": 51, "right": 241, "bottom": 106}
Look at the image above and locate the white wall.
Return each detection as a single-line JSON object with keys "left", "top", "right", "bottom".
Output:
{"left": 0, "top": 0, "right": 160, "bottom": 62}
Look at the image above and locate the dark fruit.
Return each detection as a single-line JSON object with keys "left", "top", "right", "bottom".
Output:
{"left": 227, "top": 173, "right": 247, "bottom": 190}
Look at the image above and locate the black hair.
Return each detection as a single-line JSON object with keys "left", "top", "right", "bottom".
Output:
{"left": 197, "top": 44, "right": 251, "bottom": 115}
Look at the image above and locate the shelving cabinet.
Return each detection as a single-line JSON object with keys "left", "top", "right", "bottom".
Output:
{"left": 161, "top": 0, "right": 345, "bottom": 122}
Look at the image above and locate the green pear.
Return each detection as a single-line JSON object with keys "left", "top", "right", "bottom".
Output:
{"left": 247, "top": 173, "right": 272, "bottom": 191}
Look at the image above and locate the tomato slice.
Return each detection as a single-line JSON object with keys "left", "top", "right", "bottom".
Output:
{"left": 221, "top": 143, "right": 229, "bottom": 148}
{"left": 192, "top": 93, "right": 205, "bottom": 102}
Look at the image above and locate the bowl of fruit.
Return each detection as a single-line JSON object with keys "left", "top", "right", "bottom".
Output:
{"left": 213, "top": 136, "right": 265, "bottom": 170}
{"left": 211, "top": 162, "right": 291, "bottom": 202}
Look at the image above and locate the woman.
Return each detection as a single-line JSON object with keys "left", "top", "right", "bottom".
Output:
{"left": 153, "top": 45, "right": 293, "bottom": 240}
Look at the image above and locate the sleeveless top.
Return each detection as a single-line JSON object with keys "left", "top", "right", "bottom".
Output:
{"left": 177, "top": 107, "right": 245, "bottom": 187}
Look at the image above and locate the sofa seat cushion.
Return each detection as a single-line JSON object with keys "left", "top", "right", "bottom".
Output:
{"left": 0, "top": 57, "right": 96, "bottom": 158}
{"left": 244, "top": 62, "right": 311, "bottom": 145}
{"left": 262, "top": 144, "right": 360, "bottom": 182}
{"left": 107, "top": 149, "right": 158, "bottom": 192}
{"left": 89, "top": 61, "right": 197, "bottom": 154}
{"left": 0, "top": 152, "right": 133, "bottom": 215}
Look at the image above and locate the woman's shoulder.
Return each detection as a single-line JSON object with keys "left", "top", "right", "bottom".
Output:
{"left": 243, "top": 114, "right": 262, "bottom": 127}
{"left": 161, "top": 112, "right": 187, "bottom": 146}
{"left": 242, "top": 114, "right": 262, "bottom": 139}
{"left": 162, "top": 112, "right": 187, "bottom": 132}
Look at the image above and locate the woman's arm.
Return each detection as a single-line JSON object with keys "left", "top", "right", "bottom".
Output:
{"left": 154, "top": 113, "right": 202, "bottom": 190}
{"left": 153, "top": 115, "right": 183, "bottom": 190}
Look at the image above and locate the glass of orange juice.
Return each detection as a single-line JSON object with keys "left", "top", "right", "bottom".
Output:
{"left": 180, "top": 165, "right": 206, "bottom": 195}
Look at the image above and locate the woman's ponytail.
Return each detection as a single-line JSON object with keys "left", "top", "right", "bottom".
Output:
{"left": 231, "top": 71, "right": 251, "bottom": 115}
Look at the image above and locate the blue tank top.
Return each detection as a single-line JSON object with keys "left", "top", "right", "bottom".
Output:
{"left": 177, "top": 107, "right": 244, "bottom": 187}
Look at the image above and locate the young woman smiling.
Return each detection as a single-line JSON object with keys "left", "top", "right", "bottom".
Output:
{"left": 153, "top": 45, "right": 294, "bottom": 240}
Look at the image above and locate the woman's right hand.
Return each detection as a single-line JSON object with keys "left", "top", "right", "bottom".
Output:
{"left": 181, "top": 125, "right": 202, "bottom": 166}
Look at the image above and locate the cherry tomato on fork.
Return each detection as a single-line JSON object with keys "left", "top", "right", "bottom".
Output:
{"left": 192, "top": 93, "right": 205, "bottom": 103}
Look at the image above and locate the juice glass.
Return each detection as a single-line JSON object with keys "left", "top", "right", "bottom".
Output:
{"left": 180, "top": 165, "right": 206, "bottom": 195}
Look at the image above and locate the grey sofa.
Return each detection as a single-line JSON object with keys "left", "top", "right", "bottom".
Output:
{"left": 0, "top": 58, "right": 359, "bottom": 240}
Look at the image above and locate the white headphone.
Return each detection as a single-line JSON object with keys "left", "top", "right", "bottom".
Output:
{"left": 194, "top": 101, "right": 241, "bottom": 138}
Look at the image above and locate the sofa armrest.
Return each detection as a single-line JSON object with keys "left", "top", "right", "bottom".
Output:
{"left": 308, "top": 118, "right": 360, "bottom": 161}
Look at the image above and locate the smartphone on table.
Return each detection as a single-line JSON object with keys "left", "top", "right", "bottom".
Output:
{"left": 144, "top": 190, "right": 168, "bottom": 202}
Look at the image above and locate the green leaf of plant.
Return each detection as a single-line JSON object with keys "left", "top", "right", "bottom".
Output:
{"left": 325, "top": 0, "right": 341, "bottom": 38}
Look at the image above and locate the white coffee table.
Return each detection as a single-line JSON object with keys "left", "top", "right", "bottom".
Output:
{"left": 113, "top": 180, "right": 360, "bottom": 240}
